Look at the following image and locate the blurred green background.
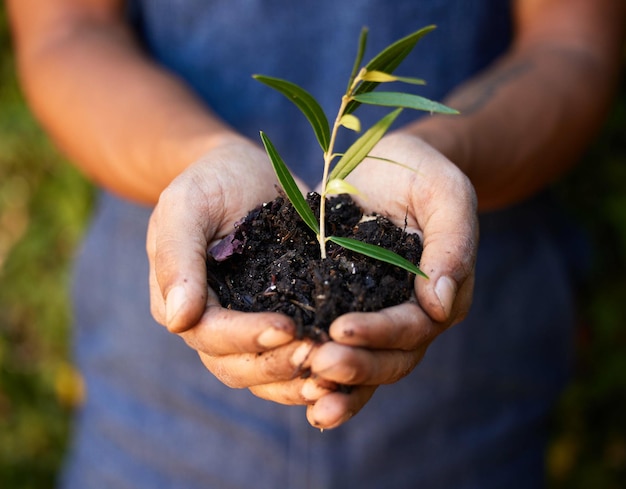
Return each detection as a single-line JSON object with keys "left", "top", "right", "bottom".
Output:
{"left": 0, "top": 6, "right": 94, "bottom": 488}
{"left": 0, "top": 6, "right": 625, "bottom": 489}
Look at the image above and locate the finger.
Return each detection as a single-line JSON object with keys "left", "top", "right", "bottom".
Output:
{"left": 147, "top": 174, "right": 221, "bottom": 333}
{"left": 409, "top": 161, "right": 478, "bottom": 324}
{"left": 195, "top": 340, "right": 312, "bottom": 389}
{"left": 148, "top": 142, "right": 282, "bottom": 334}
{"left": 306, "top": 386, "right": 377, "bottom": 430}
{"left": 249, "top": 378, "right": 309, "bottom": 405}
{"left": 249, "top": 376, "right": 337, "bottom": 405}
{"left": 310, "top": 342, "right": 427, "bottom": 386}
{"left": 348, "top": 133, "right": 479, "bottom": 324}
{"left": 328, "top": 301, "right": 439, "bottom": 350}
{"left": 415, "top": 222, "right": 478, "bottom": 325}
{"left": 179, "top": 293, "right": 296, "bottom": 356}
{"left": 147, "top": 241, "right": 167, "bottom": 324}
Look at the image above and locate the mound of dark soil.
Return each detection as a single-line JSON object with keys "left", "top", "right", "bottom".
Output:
{"left": 207, "top": 193, "right": 422, "bottom": 341}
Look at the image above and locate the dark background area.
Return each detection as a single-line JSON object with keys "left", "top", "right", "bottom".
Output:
{"left": 0, "top": 6, "right": 624, "bottom": 488}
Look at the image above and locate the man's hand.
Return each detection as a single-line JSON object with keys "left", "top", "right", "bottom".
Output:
{"left": 296, "top": 132, "right": 478, "bottom": 429}
{"left": 147, "top": 138, "right": 314, "bottom": 394}
{"left": 147, "top": 133, "right": 477, "bottom": 427}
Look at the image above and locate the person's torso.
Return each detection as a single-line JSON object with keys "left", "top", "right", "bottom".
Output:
{"left": 64, "top": 3, "right": 579, "bottom": 488}
{"left": 128, "top": 0, "right": 512, "bottom": 185}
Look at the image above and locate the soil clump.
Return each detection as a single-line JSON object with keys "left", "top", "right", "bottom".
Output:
{"left": 207, "top": 193, "right": 423, "bottom": 341}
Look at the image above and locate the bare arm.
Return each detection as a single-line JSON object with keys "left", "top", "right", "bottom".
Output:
{"left": 409, "top": 0, "right": 626, "bottom": 211}
{"left": 7, "top": 0, "right": 241, "bottom": 204}
{"left": 299, "top": 0, "right": 626, "bottom": 428}
{"left": 8, "top": 0, "right": 304, "bottom": 404}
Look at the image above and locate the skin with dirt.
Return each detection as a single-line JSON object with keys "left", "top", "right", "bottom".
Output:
{"left": 207, "top": 193, "right": 423, "bottom": 342}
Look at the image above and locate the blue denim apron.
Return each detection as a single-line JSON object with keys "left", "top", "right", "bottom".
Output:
{"left": 60, "top": 2, "right": 580, "bottom": 488}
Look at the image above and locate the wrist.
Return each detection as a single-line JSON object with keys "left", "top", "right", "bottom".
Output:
{"left": 153, "top": 129, "right": 255, "bottom": 197}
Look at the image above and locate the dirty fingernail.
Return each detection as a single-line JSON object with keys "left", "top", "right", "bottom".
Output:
{"left": 301, "top": 379, "right": 331, "bottom": 402}
{"left": 166, "top": 285, "right": 188, "bottom": 327}
{"left": 435, "top": 276, "right": 456, "bottom": 319}
{"left": 257, "top": 326, "right": 293, "bottom": 349}
{"left": 291, "top": 343, "right": 313, "bottom": 368}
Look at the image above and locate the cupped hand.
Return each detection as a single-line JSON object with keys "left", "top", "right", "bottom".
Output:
{"left": 147, "top": 137, "right": 314, "bottom": 398}
{"left": 302, "top": 132, "right": 479, "bottom": 429}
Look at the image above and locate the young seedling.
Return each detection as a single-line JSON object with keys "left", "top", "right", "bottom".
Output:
{"left": 254, "top": 25, "right": 458, "bottom": 279}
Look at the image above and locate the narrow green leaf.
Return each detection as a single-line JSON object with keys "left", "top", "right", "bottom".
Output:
{"left": 329, "top": 108, "right": 402, "bottom": 181}
{"left": 328, "top": 236, "right": 428, "bottom": 278}
{"left": 392, "top": 75, "right": 427, "bottom": 86}
{"left": 347, "top": 27, "right": 369, "bottom": 92}
{"left": 325, "top": 178, "right": 362, "bottom": 196}
{"left": 254, "top": 75, "right": 331, "bottom": 151}
{"left": 259, "top": 132, "right": 319, "bottom": 234}
{"left": 353, "top": 91, "right": 459, "bottom": 114}
{"left": 345, "top": 25, "right": 436, "bottom": 114}
{"left": 367, "top": 155, "right": 422, "bottom": 175}
{"left": 339, "top": 113, "right": 361, "bottom": 132}
{"left": 365, "top": 25, "right": 436, "bottom": 73}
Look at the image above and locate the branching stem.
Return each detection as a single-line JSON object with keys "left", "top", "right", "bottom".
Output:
{"left": 318, "top": 74, "right": 363, "bottom": 259}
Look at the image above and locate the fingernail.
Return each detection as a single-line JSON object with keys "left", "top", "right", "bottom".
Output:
{"left": 291, "top": 343, "right": 313, "bottom": 368}
{"left": 257, "top": 326, "right": 293, "bottom": 349}
{"left": 435, "top": 276, "right": 456, "bottom": 319}
{"left": 166, "top": 285, "right": 188, "bottom": 327}
{"left": 301, "top": 379, "right": 330, "bottom": 402}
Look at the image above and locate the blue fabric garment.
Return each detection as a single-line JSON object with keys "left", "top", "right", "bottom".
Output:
{"left": 60, "top": 2, "right": 579, "bottom": 488}
{"left": 127, "top": 0, "right": 511, "bottom": 187}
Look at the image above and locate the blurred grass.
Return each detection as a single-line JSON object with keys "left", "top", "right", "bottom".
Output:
{"left": 0, "top": 7, "right": 93, "bottom": 488}
{"left": 0, "top": 5, "right": 625, "bottom": 488}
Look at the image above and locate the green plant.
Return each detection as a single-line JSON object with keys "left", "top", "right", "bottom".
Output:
{"left": 254, "top": 25, "right": 457, "bottom": 278}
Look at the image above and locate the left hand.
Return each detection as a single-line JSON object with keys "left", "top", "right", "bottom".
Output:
{"left": 275, "top": 132, "right": 479, "bottom": 429}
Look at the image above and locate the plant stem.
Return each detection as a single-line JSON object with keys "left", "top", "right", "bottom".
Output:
{"left": 318, "top": 98, "right": 346, "bottom": 259}
{"left": 318, "top": 74, "right": 362, "bottom": 259}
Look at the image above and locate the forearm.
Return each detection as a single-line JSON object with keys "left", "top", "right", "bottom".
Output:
{"left": 10, "top": 7, "right": 239, "bottom": 204}
{"left": 406, "top": 1, "right": 625, "bottom": 211}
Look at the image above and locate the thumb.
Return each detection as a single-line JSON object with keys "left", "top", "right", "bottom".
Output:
{"left": 147, "top": 180, "right": 222, "bottom": 334}
{"left": 414, "top": 181, "right": 478, "bottom": 325}
{"left": 416, "top": 235, "right": 476, "bottom": 325}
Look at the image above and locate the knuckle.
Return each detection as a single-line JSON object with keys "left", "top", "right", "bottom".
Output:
{"left": 387, "top": 352, "right": 420, "bottom": 384}
{"left": 203, "top": 357, "right": 245, "bottom": 389}
{"left": 257, "top": 350, "right": 290, "bottom": 380}
{"left": 341, "top": 352, "right": 370, "bottom": 385}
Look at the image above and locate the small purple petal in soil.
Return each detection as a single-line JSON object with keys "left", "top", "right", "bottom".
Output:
{"left": 209, "top": 233, "right": 244, "bottom": 262}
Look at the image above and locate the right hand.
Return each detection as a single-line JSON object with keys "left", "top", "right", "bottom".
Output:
{"left": 294, "top": 132, "right": 478, "bottom": 429}
{"left": 147, "top": 137, "right": 311, "bottom": 395}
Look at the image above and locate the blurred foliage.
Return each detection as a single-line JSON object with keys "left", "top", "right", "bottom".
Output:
{"left": 0, "top": 4, "right": 625, "bottom": 488}
{"left": 0, "top": 6, "right": 94, "bottom": 489}
{"left": 548, "top": 60, "right": 626, "bottom": 488}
